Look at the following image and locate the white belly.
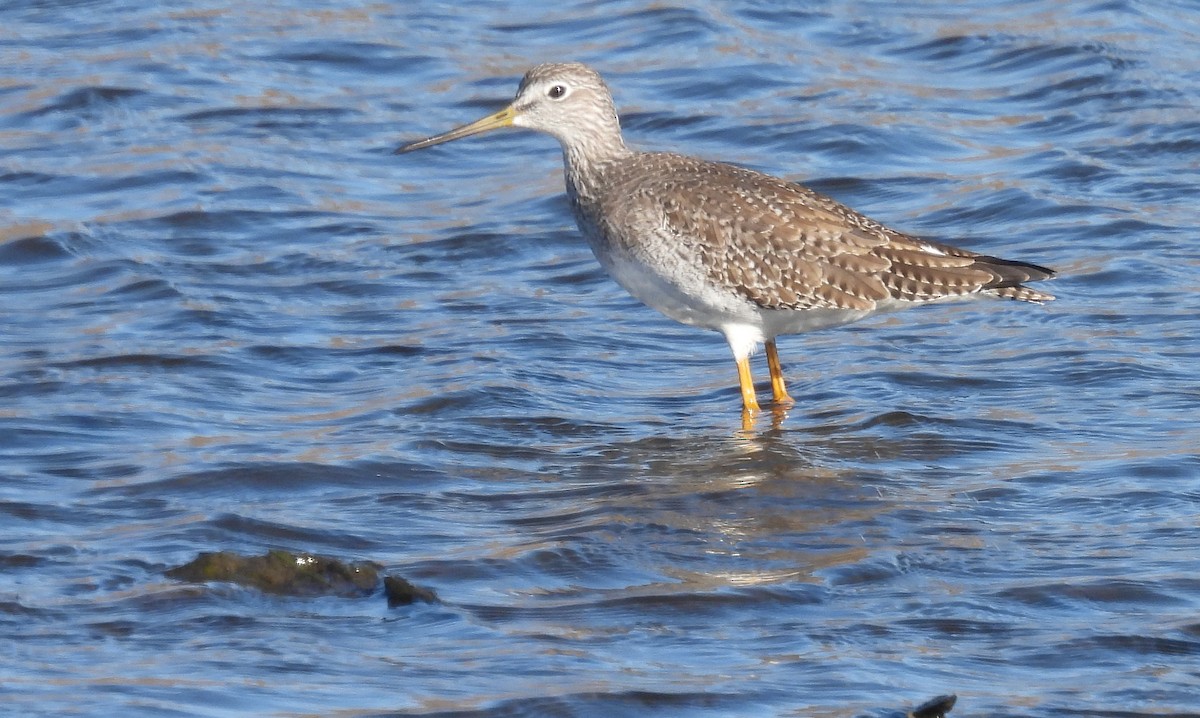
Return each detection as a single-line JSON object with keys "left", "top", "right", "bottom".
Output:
{"left": 598, "top": 249, "right": 756, "bottom": 331}
{"left": 594, "top": 248, "right": 878, "bottom": 360}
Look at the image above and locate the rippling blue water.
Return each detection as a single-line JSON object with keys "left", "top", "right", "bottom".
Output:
{"left": 3, "top": 1, "right": 1199, "bottom": 716}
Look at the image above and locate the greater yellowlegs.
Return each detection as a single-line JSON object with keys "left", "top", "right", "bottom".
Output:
{"left": 397, "top": 63, "right": 1055, "bottom": 420}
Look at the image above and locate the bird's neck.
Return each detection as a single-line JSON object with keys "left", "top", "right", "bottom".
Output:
{"left": 562, "top": 135, "right": 630, "bottom": 199}
{"left": 564, "top": 129, "right": 628, "bottom": 163}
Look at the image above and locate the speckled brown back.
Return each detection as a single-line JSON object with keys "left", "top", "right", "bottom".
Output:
{"left": 587, "top": 152, "right": 1054, "bottom": 312}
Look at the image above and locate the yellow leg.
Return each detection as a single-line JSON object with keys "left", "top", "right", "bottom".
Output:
{"left": 765, "top": 339, "right": 795, "bottom": 407}
{"left": 736, "top": 355, "right": 761, "bottom": 413}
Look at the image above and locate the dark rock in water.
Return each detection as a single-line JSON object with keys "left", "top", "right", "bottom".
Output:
{"left": 166, "top": 550, "right": 439, "bottom": 606}
{"left": 909, "top": 694, "right": 956, "bottom": 718}
{"left": 165, "top": 550, "right": 381, "bottom": 598}
{"left": 383, "top": 575, "right": 439, "bottom": 606}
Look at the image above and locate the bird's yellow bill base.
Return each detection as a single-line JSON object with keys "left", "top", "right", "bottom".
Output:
{"left": 765, "top": 339, "right": 796, "bottom": 407}
{"left": 396, "top": 105, "right": 517, "bottom": 154}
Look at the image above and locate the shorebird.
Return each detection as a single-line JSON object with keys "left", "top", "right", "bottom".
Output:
{"left": 397, "top": 63, "right": 1055, "bottom": 423}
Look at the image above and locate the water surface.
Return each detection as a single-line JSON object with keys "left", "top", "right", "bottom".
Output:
{"left": 2, "top": 1, "right": 1199, "bottom": 716}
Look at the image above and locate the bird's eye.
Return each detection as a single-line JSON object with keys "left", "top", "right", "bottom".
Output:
{"left": 547, "top": 84, "right": 567, "bottom": 99}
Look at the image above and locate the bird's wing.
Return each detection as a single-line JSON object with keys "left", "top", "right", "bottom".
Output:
{"left": 634, "top": 154, "right": 1052, "bottom": 310}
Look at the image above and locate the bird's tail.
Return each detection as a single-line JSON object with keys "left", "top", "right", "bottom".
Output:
{"left": 976, "top": 255, "right": 1056, "bottom": 303}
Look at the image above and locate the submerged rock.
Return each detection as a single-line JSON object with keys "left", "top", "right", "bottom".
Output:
{"left": 384, "top": 575, "right": 439, "bottom": 607}
{"left": 908, "top": 694, "right": 956, "bottom": 718}
{"left": 166, "top": 549, "right": 436, "bottom": 605}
